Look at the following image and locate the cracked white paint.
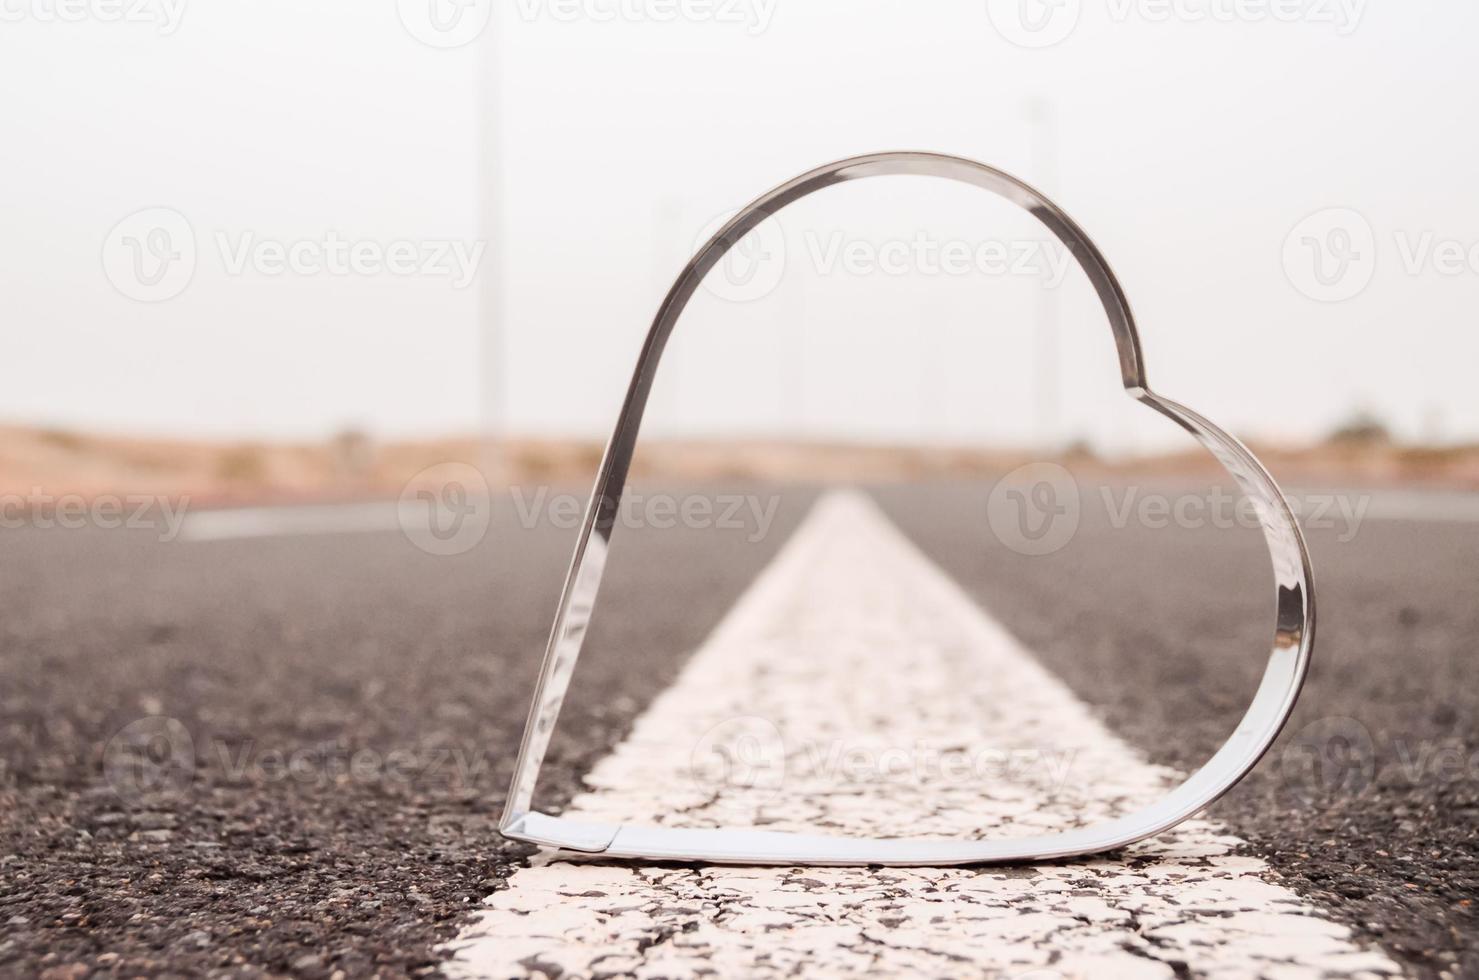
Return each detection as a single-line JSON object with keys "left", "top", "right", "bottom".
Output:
{"left": 446, "top": 491, "right": 1401, "bottom": 979}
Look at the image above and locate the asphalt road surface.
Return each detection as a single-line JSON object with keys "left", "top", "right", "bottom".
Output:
{"left": 1, "top": 477, "right": 1475, "bottom": 977}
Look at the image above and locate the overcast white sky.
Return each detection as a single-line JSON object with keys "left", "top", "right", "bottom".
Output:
{"left": 2, "top": 1, "right": 1477, "bottom": 454}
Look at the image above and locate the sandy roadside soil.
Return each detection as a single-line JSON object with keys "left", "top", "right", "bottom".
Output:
{"left": 2, "top": 425, "right": 1476, "bottom": 507}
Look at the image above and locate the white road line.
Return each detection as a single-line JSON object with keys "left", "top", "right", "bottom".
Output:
{"left": 1328, "top": 489, "right": 1479, "bottom": 524}
{"left": 177, "top": 502, "right": 420, "bottom": 541}
{"left": 174, "top": 486, "right": 1479, "bottom": 545}
{"left": 446, "top": 490, "right": 1400, "bottom": 979}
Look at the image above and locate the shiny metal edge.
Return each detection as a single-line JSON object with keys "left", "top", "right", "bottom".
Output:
{"left": 497, "top": 151, "right": 1314, "bottom": 866}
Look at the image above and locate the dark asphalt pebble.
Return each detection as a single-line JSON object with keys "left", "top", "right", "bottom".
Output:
{"left": 873, "top": 480, "right": 1479, "bottom": 980}
{"left": 0, "top": 488, "right": 817, "bottom": 978}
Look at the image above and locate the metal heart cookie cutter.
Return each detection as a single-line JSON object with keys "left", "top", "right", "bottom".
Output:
{"left": 499, "top": 151, "right": 1314, "bottom": 866}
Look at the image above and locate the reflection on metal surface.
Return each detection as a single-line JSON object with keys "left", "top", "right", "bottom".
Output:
{"left": 499, "top": 151, "right": 1315, "bottom": 865}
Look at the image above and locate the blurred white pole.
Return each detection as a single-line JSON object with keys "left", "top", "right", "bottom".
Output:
{"left": 786, "top": 270, "right": 805, "bottom": 439}
{"left": 479, "top": 4, "right": 506, "bottom": 487}
{"left": 1422, "top": 404, "right": 1446, "bottom": 446}
{"left": 1026, "top": 97, "right": 1061, "bottom": 454}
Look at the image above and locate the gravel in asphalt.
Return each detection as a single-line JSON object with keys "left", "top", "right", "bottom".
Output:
{"left": 2, "top": 477, "right": 1476, "bottom": 977}
{"left": 872, "top": 479, "right": 1479, "bottom": 979}
{"left": 0, "top": 485, "right": 818, "bottom": 978}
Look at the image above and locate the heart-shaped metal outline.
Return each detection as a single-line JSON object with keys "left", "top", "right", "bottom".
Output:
{"left": 499, "top": 151, "right": 1314, "bottom": 865}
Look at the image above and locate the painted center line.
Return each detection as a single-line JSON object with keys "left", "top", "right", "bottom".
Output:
{"left": 451, "top": 490, "right": 1395, "bottom": 978}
